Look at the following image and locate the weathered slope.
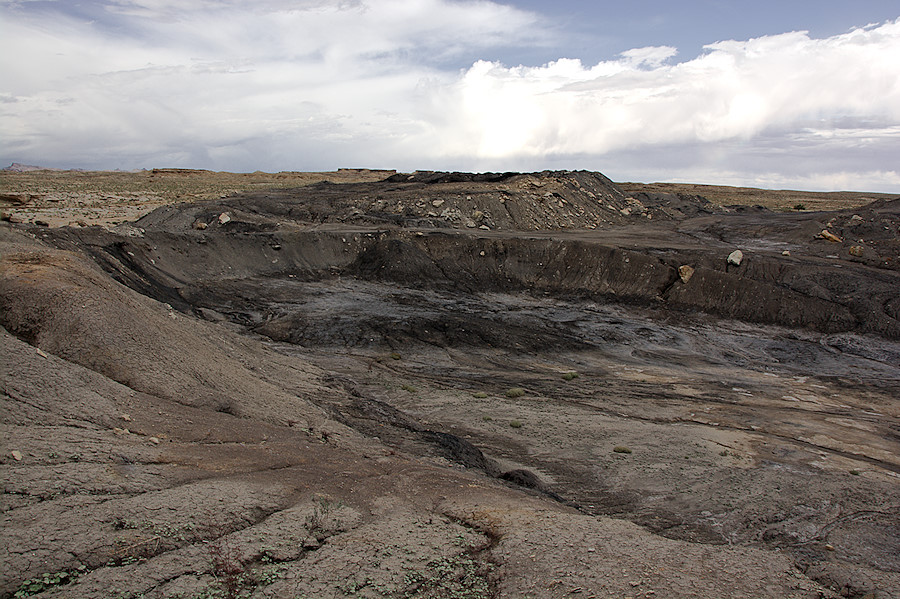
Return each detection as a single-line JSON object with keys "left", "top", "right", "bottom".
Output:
{"left": 0, "top": 231, "right": 331, "bottom": 427}
{"left": 0, "top": 224, "right": 848, "bottom": 599}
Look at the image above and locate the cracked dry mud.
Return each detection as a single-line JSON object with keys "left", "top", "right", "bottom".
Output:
{"left": 1, "top": 170, "right": 899, "bottom": 599}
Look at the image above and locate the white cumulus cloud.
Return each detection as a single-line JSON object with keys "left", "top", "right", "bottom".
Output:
{"left": 0, "top": 1, "right": 898, "bottom": 190}
{"left": 425, "top": 21, "right": 900, "bottom": 160}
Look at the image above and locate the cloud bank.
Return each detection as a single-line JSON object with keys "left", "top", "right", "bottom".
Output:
{"left": 1, "top": 0, "right": 898, "bottom": 190}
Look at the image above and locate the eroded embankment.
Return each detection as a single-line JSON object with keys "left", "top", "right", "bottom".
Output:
{"left": 45, "top": 223, "right": 900, "bottom": 339}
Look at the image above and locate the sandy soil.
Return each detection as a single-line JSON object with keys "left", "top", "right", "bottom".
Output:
{"left": 1, "top": 169, "right": 898, "bottom": 599}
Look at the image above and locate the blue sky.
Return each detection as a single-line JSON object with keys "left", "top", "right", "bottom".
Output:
{"left": 1, "top": 0, "right": 899, "bottom": 190}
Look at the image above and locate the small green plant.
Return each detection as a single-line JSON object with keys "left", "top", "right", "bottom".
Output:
{"left": 482, "top": 415, "right": 493, "bottom": 421}
{"left": 252, "top": 565, "right": 281, "bottom": 586}
{"left": 389, "top": 352, "right": 402, "bottom": 360}
{"left": 794, "top": 203, "right": 806, "bottom": 211}
{"left": 849, "top": 469, "right": 861, "bottom": 476}
{"left": 400, "top": 384, "right": 417, "bottom": 393}
{"left": 505, "top": 387, "right": 525, "bottom": 398}
{"left": 472, "top": 392, "right": 488, "bottom": 399}
{"left": 509, "top": 420, "right": 523, "bottom": 429}
{"left": 14, "top": 566, "right": 87, "bottom": 597}
{"left": 562, "top": 372, "right": 579, "bottom": 381}
{"left": 398, "top": 552, "right": 495, "bottom": 599}
{"left": 613, "top": 446, "right": 632, "bottom": 454}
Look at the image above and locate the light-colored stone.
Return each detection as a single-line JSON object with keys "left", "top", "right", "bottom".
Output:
{"left": 727, "top": 250, "right": 743, "bottom": 266}
{"left": 431, "top": 199, "right": 444, "bottom": 208}
{"left": 677, "top": 265, "right": 695, "bottom": 284}
{"left": 11, "top": 450, "right": 23, "bottom": 461}
{"left": 217, "top": 212, "right": 231, "bottom": 225}
{"left": 820, "top": 229, "right": 842, "bottom": 243}
{"left": 193, "top": 220, "right": 208, "bottom": 230}
{"left": 782, "top": 250, "right": 791, "bottom": 256}
{"left": 848, "top": 245, "right": 864, "bottom": 257}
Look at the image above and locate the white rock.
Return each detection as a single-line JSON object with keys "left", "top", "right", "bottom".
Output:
{"left": 727, "top": 250, "right": 743, "bottom": 266}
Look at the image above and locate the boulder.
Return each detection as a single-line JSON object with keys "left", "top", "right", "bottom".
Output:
{"left": 727, "top": 250, "right": 743, "bottom": 266}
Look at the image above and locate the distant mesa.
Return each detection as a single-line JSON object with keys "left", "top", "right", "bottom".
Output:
{"left": 1, "top": 163, "right": 86, "bottom": 172}
{"left": 2, "top": 163, "right": 48, "bottom": 172}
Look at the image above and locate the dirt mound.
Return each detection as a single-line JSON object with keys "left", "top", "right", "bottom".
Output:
{"left": 134, "top": 169, "right": 659, "bottom": 232}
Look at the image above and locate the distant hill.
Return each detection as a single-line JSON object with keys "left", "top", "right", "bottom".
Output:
{"left": 2, "top": 163, "right": 49, "bottom": 172}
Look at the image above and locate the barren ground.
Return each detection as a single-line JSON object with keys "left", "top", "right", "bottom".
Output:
{"left": 1, "top": 169, "right": 899, "bottom": 599}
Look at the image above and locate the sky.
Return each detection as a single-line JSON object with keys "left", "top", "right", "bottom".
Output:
{"left": 1, "top": 1, "right": 899, "bottom": 191}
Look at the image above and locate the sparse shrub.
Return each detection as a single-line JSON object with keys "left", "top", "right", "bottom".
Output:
{"left": 400, "top": 384, "right": 417, "bottom": 393}
{"left": 305, "top": 495, "right": 343, "bottom": 533}
{"left": 505, "top": 387, "right": 525, "bottom": 398}
{"left": 794, "top": 203, "right": 806, "bottom": 211}
{"left": 613, "top": 446, "right": 632, "bottom": 454}
{"left": 562, "top": 372, "right": 579, "bottom": 381}
{"left": 207, "top": 537, "right": 246, "bottom": 599}
{"left": 390, "top": 352, "right": 402, "bottom": 360}
{"left": 849, "top": 469, "right": 861, "bottom": 476}
{"left": 509, "top": 420, "right": 523, "bottom": 429}
{"left": 472, "top": 392, "right": 488, "bottom": 399}
{"left": 482, "top": 416, "right": 493, "bottom": 421}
